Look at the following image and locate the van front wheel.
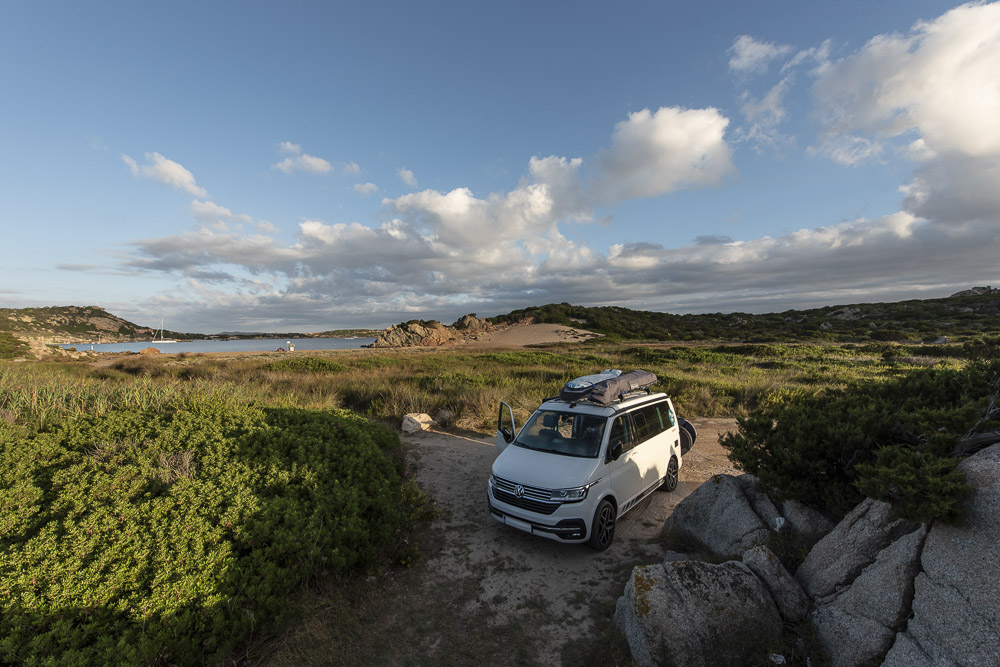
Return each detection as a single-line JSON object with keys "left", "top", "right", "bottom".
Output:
{"left": 662, "top": 455, "right": 679, "bottom": 492}
{"left": 587, "top": 499, "right": 616, "bottom": 551}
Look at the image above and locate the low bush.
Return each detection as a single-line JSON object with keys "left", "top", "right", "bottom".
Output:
{"left": 0, "top": 400, "right": 426, "bottom": 665}
{"left": 721, "top": 360, "right": 999, "bottom": 521}
{"left": 855, "top": 445, "right": 971, "bottom": 524}
{"left": 265, "top": 356, "right": 348, "bottom": 373}
{"left": 109, "top": 356, "right": 164, "bottom": 377}
{"left": 0, "top": 333, "right": 29, "bottom": 359}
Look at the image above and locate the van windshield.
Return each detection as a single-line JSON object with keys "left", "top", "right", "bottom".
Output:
{"left": 514, "top": 410, "right": 606, "bottom": 458}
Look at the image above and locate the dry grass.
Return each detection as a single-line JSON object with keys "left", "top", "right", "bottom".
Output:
{"left": 1, "top": 341, "right": 967, "bottom": 433}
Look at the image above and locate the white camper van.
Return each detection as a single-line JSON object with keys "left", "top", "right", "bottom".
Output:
{"left": 488, "top": 370, "right": 696, "bottom": 550}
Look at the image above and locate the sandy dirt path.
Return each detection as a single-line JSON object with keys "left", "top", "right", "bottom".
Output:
{"left": 464, "top": 323, "right": 601, "bottom": 347}
{"left": 396, "top": 417, "right": 739, "bottom": 664}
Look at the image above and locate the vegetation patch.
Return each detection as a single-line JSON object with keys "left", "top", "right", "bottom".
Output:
{"left": 722, "top": 359, "right": 1000, "bottom": 521}
{"left": 491, "top": 291, "right": 1000, "bottom": 342}
{"left": 472, "top": 351, "right": 576, "bottom": 367}
{"left": 265, "top": 356, "right": 348, "bottom": 373}
{"left": 0, "top": 332, "right": 29, "bottom": 360}
{"left": 0, "top": 401, "right": 426, "bottom": 665}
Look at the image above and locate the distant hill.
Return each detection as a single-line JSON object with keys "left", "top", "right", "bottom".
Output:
{"left": 0, "top": 305, "right": 379, "bottom": 346}
{"left": 4, "top": 287, "right": 999, "bottom": 351}
{"left": 489, "top": 287, "right": 1000, "bottom": 343}
{"left": 0, "top": 306, "right": 178, "bottom": 343}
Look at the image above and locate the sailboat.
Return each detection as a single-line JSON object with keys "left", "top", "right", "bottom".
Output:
{"left": 155, "top": 317, "right": 178, "bottom": 343}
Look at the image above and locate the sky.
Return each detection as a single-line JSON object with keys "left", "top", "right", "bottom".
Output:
{"left": 2, "top": 0, "right": 998, "bottom": 333}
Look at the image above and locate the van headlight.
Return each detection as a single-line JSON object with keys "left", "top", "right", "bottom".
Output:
{"left": 549, "top": 483, "right": 594, "bottom": 503}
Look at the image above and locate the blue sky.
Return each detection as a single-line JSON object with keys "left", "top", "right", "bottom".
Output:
{"left": 2, "top": 1, "right": 998, "bottom": 332}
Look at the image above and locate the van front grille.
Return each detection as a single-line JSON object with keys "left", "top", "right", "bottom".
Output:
{"left": 491, "top": 475, "right": 560, "bottom": 515}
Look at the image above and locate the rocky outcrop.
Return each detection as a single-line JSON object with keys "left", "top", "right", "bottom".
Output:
{"left": 615, "top": 560, "right": 782, "bottom": 667}
{"left": 453, "top": 313, "right": 488, "bottom": 331}
{"left": 369, "top": 314, "right": 499, "bottom": 348}
{"left": 0, "top": 305, "right": 155, "bottom": 343}
{"left": 370, "top": 320, "right": 459, "bottom": 348}
{"left": 24, "top": 337, "right": 99, "bottom": 361}
{"left": 618, "top": 444, "right": 1000, "bottom": 667}
{"left": 810, "top": 525, "right": 927, "bottom": 667}
{"left": 742, "top": 546, "right": 810, "bottom": 623}
{"left": 778, "top": 499, "right": 835, "bottom": 551}
{"left": 883, "top": 443, "right": 1000, "bottom": 666}
{"left": 662, "top": 474, "right": 779, "bottom": 558}
{"left": 829, "top": 306, "right": 864, "bottom": 320}
{"left": 795, "top": 498, "right": 918, "bottom": 600}
{"left": 401, "top": 413, "right": 434, "bottom": 433}
{"left": 950, "top": 285, "right": 997, "bottom": 297}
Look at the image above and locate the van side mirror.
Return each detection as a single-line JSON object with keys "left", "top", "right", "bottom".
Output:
{"left": 497, "top": 402, "right": 517, "bottom": 445}
{"left": 609, "top": 441, "right": 624, "bottom": 461}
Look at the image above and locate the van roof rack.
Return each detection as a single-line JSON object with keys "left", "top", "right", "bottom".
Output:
{"left": 556, "top": 369, "right": 658, "bottom": 407}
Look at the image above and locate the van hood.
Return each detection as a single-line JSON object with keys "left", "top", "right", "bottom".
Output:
{"left": 492, "top": 444, "right": 602, "bottom": 489}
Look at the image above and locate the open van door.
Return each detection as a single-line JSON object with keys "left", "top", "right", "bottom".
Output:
{"left": 678, "top": 418, "right": 697, "bottom": 455}
{"left": 497, "top": 401, "right": 517, "bottom": 454}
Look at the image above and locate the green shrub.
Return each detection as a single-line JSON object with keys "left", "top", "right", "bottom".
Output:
{"left": 0, "top": 401, "right": 425, "bottom": 665}
{"left": 0, "top": 333, "right": 29, "bottom": 359}
{"left": 265, "top": 356, "right": 348, "bottom": 373}
{"left": 721, "top": 361, "right": 998, "bottom": 520}
{"left": 856, "top": 445, "right": 971, "bottom": 524}
{"left": 474, "top": 351, "right": 575, "bottom": 366}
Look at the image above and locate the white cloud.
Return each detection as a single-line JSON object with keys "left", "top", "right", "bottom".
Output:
{"left": 811, "top": 1, "right": 1000, "bottom": 226}
{"left": 808, "top": 135, "right": 884, "bottom": 166}
{"left": 255, "top": 220, "right": 278, "bottom": 234}
{"left": 902, "top": 154, "right": 1000, "bottom": 225}
{"left": 813, "top": 2, "right": 1000, "bottom": 159}
{"left": 123, "top": 203, "right": 1000, "bottom": 331}
{"left": 122, "top": 103, "right": 742, "bottom": 326}
{"left": 595, "top": 106, "right": 734, "bottom": 202}
{"left": 342, "top": 161, "right": 361, "bottom": 175}
{"left": 121, "top": 152, "right": 208, "bottom": 197}
{"left": 190, "top": 199, "right": 253, "bottom": 230}
{"left": 354, "top": 182, "right": 379, "bottom": 196}
{"left": 735, "top": 78, "right": 791, "bottom": 149}
{"left": 729, "top": 35, "right": 793, "bottom": 73}
{"left": 782, "top": 40, "right": 832, "bottom": 72}
{"left": 398, "top": 167, "right": 418, "bottom": 187}
{"left": 271, "top": 142, "right": 334, "bottom": 174}
{"left": 527, "top": 155, "right": 589, "bottom": 221}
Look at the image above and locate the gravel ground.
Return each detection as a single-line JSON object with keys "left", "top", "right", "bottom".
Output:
{"left": 391, "top": 417, "right": 740, "bottom": 664}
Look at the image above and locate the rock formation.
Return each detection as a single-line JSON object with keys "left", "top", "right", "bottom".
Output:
{"left": 882, "top": 443, "right": 1000, "bottom": 665}
{"left": 742, "top": 545, "right": 810, "bottom": 624}
{"left": 661, "top": 474, "right": 782, "bottom": 558}
{"left": 808, "top": 523, "right": 927, "bottom": 667}
{"left": 795, "top": 498, "right": 919, "bottom": 601}
{"left": 617, "top": 443, "right": 1000, "bottom": 667}
{"left": 401, "top": 413, "right": 433, "bottom": 433}
{"left": 369, "top": 314, "right": 500, "bottom": 348}
{"left": 615, "top": 559, "right": 783, "bottom": 667}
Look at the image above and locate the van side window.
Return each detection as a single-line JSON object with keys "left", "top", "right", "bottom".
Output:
{"left": 653, "top": 403, "right": 675, "bottom": 428}
{"left": 608, "top": 416, "right": 634, "bottom": 454}
{"left": 633, "top": 404, "right": 666, "bottom": 443}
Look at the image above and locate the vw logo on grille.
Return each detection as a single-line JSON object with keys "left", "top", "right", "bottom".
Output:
{"left": 514, "top": 484, "right": 525, "bottom": 498}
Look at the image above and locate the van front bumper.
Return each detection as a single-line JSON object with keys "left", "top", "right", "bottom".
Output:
{"left": 487, "top": 494, "right": 588, "bottom": 541}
